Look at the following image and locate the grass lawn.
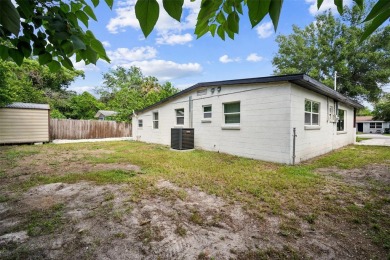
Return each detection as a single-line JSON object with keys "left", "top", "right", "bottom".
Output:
{"left": 356, "top": 137, "right": 372, "bottom": 142}
{"left": 0, "top": 141, "right": 389, "bottom": 259}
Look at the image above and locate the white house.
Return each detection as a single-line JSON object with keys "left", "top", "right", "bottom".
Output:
{"left": 132, "top": 74, "right": 363, "bottom": 164}
{"left": 356, "top": 116, "right": 390, "bottom": 134}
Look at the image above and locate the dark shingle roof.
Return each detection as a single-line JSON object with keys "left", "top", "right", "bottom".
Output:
{"left": 136, "top": 74, "right": 363, "bottom": 114}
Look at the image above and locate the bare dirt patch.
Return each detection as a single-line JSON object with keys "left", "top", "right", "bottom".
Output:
{"left": 316, "top": 164, "right": 390, "bottom": 186}
{"left": 0, "top": 179, "right": 385, "bottom": 259}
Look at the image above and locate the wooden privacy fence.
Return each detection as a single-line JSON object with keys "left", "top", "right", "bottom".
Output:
{"left": 50, "top": 119, "right": 132, "bottom": 140}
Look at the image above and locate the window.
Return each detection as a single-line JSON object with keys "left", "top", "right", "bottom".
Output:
{"left": 203, "top": 105, "right": 212, "bottom": 119}
{"left": 153, "top": 112, "right": 159, "bottom": 129}
{"left": 370, "top": 122, "right": 382, "bottom": 128}
{"left": 175, "top": 109, "right": 184, "bottom": 125}
{"left": 337, "top": 109, "right": 345, "bottom": 131}
{"left": 224, "top": 102, "right": 240, "bottom": 124}
{"left": 138, "top": 119, "right": 143, "bottom": 128}
{"left": 305, "top": 100, "right": 320, "bottom": 125}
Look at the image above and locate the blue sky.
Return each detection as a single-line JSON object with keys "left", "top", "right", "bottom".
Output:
{"left": 70, "top": 0, "right": 357, "bottom": 94}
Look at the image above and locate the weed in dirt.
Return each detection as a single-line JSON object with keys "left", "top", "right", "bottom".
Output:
{"left": 190, "top": 211, "right": 204, "bottom": 225}
{"left": 0, "top": 170, "right": 5, "bottom": 178}
{"left": 303, "top": 213, "right": 317, "bottom": 224}
{"left": 0, "top": 194, "right": 9, "bottom": 202}
{"left": 279, "top": 218, "right": 302, "bottom": 238}
{"left": 26, "top": 203, "right": 65, "bottom": 236}
{"left": 113, "top": 232, "right": 127, "bottom": 239}
{"left": 175, "top": 225, "right": 187, "bottom": 237}
{"left": 139, "top": 225, "right": 164, "bottom": 244}
{"left": 104, "top": 192, "right": 115, "bottom": 201}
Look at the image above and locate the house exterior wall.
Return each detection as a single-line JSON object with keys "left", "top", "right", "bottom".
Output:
{"left": 132, "top": 82, "right": 357, "bottom": 164}
{"left": 133, "top": 82, "right": 292, "bottom": 164}
{"left": 0, "top": 108, "right": 50, "bottom": 144}
{"left": 361, "top": 122, "right": 390, "bottom": 133}
{"left": 290, "top": 83, "right": 355, "bottom": 163}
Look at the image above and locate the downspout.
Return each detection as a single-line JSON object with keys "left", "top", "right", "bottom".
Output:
{"left": 189, "top": 96, "right": 193, "bottom": 128}
{"left": 292, "top": 127, "right": 297, "bottom": 165}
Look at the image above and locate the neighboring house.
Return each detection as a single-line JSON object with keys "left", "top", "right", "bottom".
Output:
{"left": 0, "top": 102, "right": 50, "bottom": 144}
{"left": 356, "top": 116, "right": 390, "bottom": 134}
{"left": 132, "top": 74, "right": 363, "bottom": 164}
{"left": 94, "top": 110, "right": 118, "bottom": 120}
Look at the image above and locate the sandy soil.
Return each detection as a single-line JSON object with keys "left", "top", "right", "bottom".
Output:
{"left": 0, "top": 147, "right": 388, "bottom": 259}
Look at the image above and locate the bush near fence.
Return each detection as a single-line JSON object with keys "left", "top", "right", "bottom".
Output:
{"left": 50, "top": 119, "right": 132, "bottom": 140}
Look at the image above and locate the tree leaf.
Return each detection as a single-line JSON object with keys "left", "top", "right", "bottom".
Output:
{"left": 361, "top": 8, "right": 390, "bottom": 42}
{"left": 70, "top": 35, "right": 87, "bottom": 50}
{"left": 61, "top": 57, "right": 74, "bottom": 70}
{"left": 227, "top": 11, "right": 239, "bottom": 34}
{"left": 38, "top": 52, "right": 52, "bottom": 65}
{"left": 247, "top": 0, "right": 271, "bottom": 28}
{"left": 105, "top": 0, "right": 114, "bottom": 9}
{"left": 83, "top": 5, "right": 97, "bottom": 21}
{"left": 317, "top": 0, "right": 324, "bottom": 9}
{"left": 16, "top": 0, "right": 34, "bottom": 19}
{"left": 0, "top": 0, "right": 20, "bottom": 36}
{"left": 334, "top": 0, "right": 343, "bottom": 14}
{"left": 364, "top": 0, "right": 390, "bottom": 22}
{"left": 84, "top": 46, "right": 98, "bottom": 64}
{"left": 76, "top": 10, "right": 89, "bottom": 27}
{"left": 217, "top": 25, "right": 225, "bottom": 40}
{"left": 216, "top": 11, "right": 226, "bottom": 24}
{"left": 90, "top": 38, "right": 110, "bottom": 61}
{"left": 269, "top": 0, "right": 283, "bottom": 31}
{"left": 9, "top": 48, "right": 24, "bottom": 66}
{"left": 0, "top": 45, "right": 9, "bottom": 60}
{"left": 162, "top": 0, "right": 183, "bottom": 22}
{"left": 91, "top": 0, "right": 100, "bottom": 8}
{"left": 135, "top": 0, "right": 160, "bottom": 37}
{"left": 353, "top": 0, "right": 363, "bottom": 9}
{"left": 209, "top": 24, "right": 217, "bottom": 37}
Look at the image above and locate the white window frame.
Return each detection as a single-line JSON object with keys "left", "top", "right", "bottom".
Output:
{"left": 138, "top": 119, "right": 143, "bottom": 128}
{"left": 175, "top": 108, "right": 184, "bottom": 125}
{"left": 337, "top": 109, "right": 346, "bottom": 132}
{"left": 305, "top": 99, "right": 320, "bottom": 126}
{"left": 223, "top": 101, "right": 240, "bottom": 125}
{"left": 203, "top": 105, "right": 212, "bottom": 119}
{"left": 370, "top": 122, "right": 382, "bottom": 128}
{"left": 153, "top": 112, "right": 159, "bottom": 129}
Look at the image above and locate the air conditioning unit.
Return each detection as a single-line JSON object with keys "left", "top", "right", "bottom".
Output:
{"left": 329, "top": 114, "right": 338, "bottom": 123}
{"left": 171, "top": 128, "right": 194, "bottom": 150}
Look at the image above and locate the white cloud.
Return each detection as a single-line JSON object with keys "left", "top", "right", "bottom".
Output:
{"left": 107, "top": 46, "right": 157, "bottom": 64}
{"left": 69, "top": 85, "right": 96, "bottom": 94}
{"left": 102, "top": 41, "right": 111, "bottom": 48}
{"left": 71, "top": 57, "right": 100, "bottom": 72}
{"left": 256, "top": 22, "right": 274, "bottom": 39}
{"left": 219, "top": 55, "right": 240, "bottom": 63}
{"left": 305, "top": 0, "right": 352, "bottom": 15}
{"left": 106, "top": 0, "right": 200, "bottom": 45}
{"left": 156, "top": 33, "right": 193, "bottom": 45}
{"left": 119, "top": 60, "right": 202, "bottom": 81}
{"left": 246, "top": 53, "right": 263, "bottom": 62}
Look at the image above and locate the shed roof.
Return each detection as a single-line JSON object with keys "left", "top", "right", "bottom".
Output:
{"left": 94, "top": 110, "right": 118, "bottom": 117}
{"left": 356, "top": 116, "right": 388, "bottom": 122}
{"left": 4, "top": 102, "right": 50, "bottom": 110}
{"left": 135, "top": 74, "right": 363, "bottom": 114}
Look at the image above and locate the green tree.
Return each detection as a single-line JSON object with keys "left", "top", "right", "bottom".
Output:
{"left": 373, "top": 93, "right": 390, "bottom": 121}
{"left": 0, "top": 58, "right": 82, "bottom": 107}
{"left": 0, "top": 0, "right": 387, "bottom": 70}
{"left": 66, "top": 91, "right": 105, "bottom": 119}
{"left": 357, "top": 107, "right": 373, "bottom": 116}
{"left": 272, "top": 5, "right": 390, "bottom": 102}
{"left": 96, "top": 66, "right": 178, "bottom": 122}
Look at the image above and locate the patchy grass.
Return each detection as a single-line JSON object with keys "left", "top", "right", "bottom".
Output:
{"left": 356, "top": 137, "right": 372, "bottom": 142}
{"left": 26, "top": 203, "right": 65, "bottom": 237}
{"left": 0, "top": 141, "right": 389, "bottom": 257}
